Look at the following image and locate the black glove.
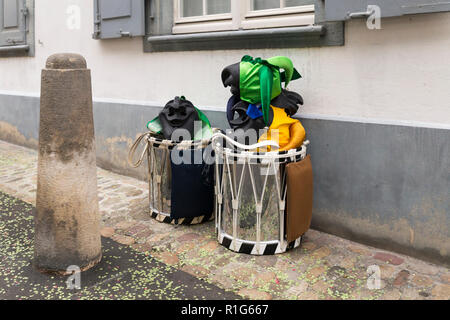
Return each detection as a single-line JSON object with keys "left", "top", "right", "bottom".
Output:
{"left": 271, "top": 89, "right": 304, "bottom": 116}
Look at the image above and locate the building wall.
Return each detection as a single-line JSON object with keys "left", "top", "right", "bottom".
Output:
{"left": 0, "top": 0, "right": 449, "bottom": 265}
{"left": 1, "top": 0, "right": 450, "bottom": 124}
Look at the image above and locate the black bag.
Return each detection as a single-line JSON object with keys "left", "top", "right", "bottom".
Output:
{"left": 170, "top": 148, "right": 214, "bottom": 220}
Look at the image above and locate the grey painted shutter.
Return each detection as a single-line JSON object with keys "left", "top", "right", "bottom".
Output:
{"left": 323, "top": 0, "right": 450, "bottom": 21}
{"left": 0, "top": 0, "right": 27, "bottom": 46}
{"left": 93, "top": 0, "right": 145, "bottom": 39}
{"left": 147, "top": 0, "right": 174, "bottom": 36}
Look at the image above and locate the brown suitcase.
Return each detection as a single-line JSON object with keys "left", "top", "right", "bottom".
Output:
{"left": 286, "top": 154, "right": 313, "bottom": 242}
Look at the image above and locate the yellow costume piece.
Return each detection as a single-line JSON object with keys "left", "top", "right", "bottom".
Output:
{"left": 259, "top": 106, "right": 306, "bottom": 152}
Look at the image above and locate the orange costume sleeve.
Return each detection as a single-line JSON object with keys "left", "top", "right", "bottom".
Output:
{"left": 279, "top": 121, "right": 305, "bottom": 151}
{"left": 258, "top": 106, "right": 306, "bottom": 151}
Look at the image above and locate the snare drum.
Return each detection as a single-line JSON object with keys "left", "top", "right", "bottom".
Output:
{"left": 146, "top": 136, "right": 214, "bottom": 225}
{"left": 213, "top": 133, "right": 308, "bottom": 255}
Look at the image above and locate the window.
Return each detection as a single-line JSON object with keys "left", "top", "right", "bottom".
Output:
{"left": 144, "top": 0, "right": 345, "bottom": 52}
{"left": 0, "top": 0, "right": 34, "bottom": 57}
{"left": 96, "top": 0, "right": 450, "bottom": 52}
{"left": 173, "top": 0, "right": 315, "bottom": 34}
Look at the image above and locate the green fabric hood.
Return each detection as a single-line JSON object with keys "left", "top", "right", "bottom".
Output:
{"left": 239, "top": 55, "right": 301, "bottom": 125}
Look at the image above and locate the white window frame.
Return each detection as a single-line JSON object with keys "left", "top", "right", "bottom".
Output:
{"left": 173, "top": 0, "right": 315, "bottom": 34}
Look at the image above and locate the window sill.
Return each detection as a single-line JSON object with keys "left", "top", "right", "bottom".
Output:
{"left": 0, "top": 45, "right": 30, "bottom": 57}
{"left": 144, "top": 24, "right": 343, "bottom": 52}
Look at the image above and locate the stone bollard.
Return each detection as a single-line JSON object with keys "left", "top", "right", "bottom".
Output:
{"left": 34, "top": 53, "right": 102, "bottom": 273}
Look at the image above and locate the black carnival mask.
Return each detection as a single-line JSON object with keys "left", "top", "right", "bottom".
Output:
{"left": 158, "top": 96, "right": 199, "bottom": 140}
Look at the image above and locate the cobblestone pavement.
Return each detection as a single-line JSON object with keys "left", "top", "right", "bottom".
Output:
{"left": 0, "top": 140, "right": 449, "bottom": 300}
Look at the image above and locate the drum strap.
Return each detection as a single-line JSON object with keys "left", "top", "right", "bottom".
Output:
{"left": 128, "top": 132, "right": 151, "bottom": 168}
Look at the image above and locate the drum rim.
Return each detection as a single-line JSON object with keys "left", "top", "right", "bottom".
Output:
{"left": 211, "top": 131, "right": 309, "bottom": 158}
{"left": 213, "top": 137, "right": 309, "bottom": 160}
{"left": 150, "top": 208, "right": 214, "bottom": 225}
{"left": 219, "top": 146, "right": 307, "bottom": 159}
{"left": 219, "top": 231, "right": 286, "bottom": 246}
{"left": 147, "top": 135, "right": 211, "bottom": 148}
{"left": 218, "top": 232, "right": 302, "bottom": 255}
